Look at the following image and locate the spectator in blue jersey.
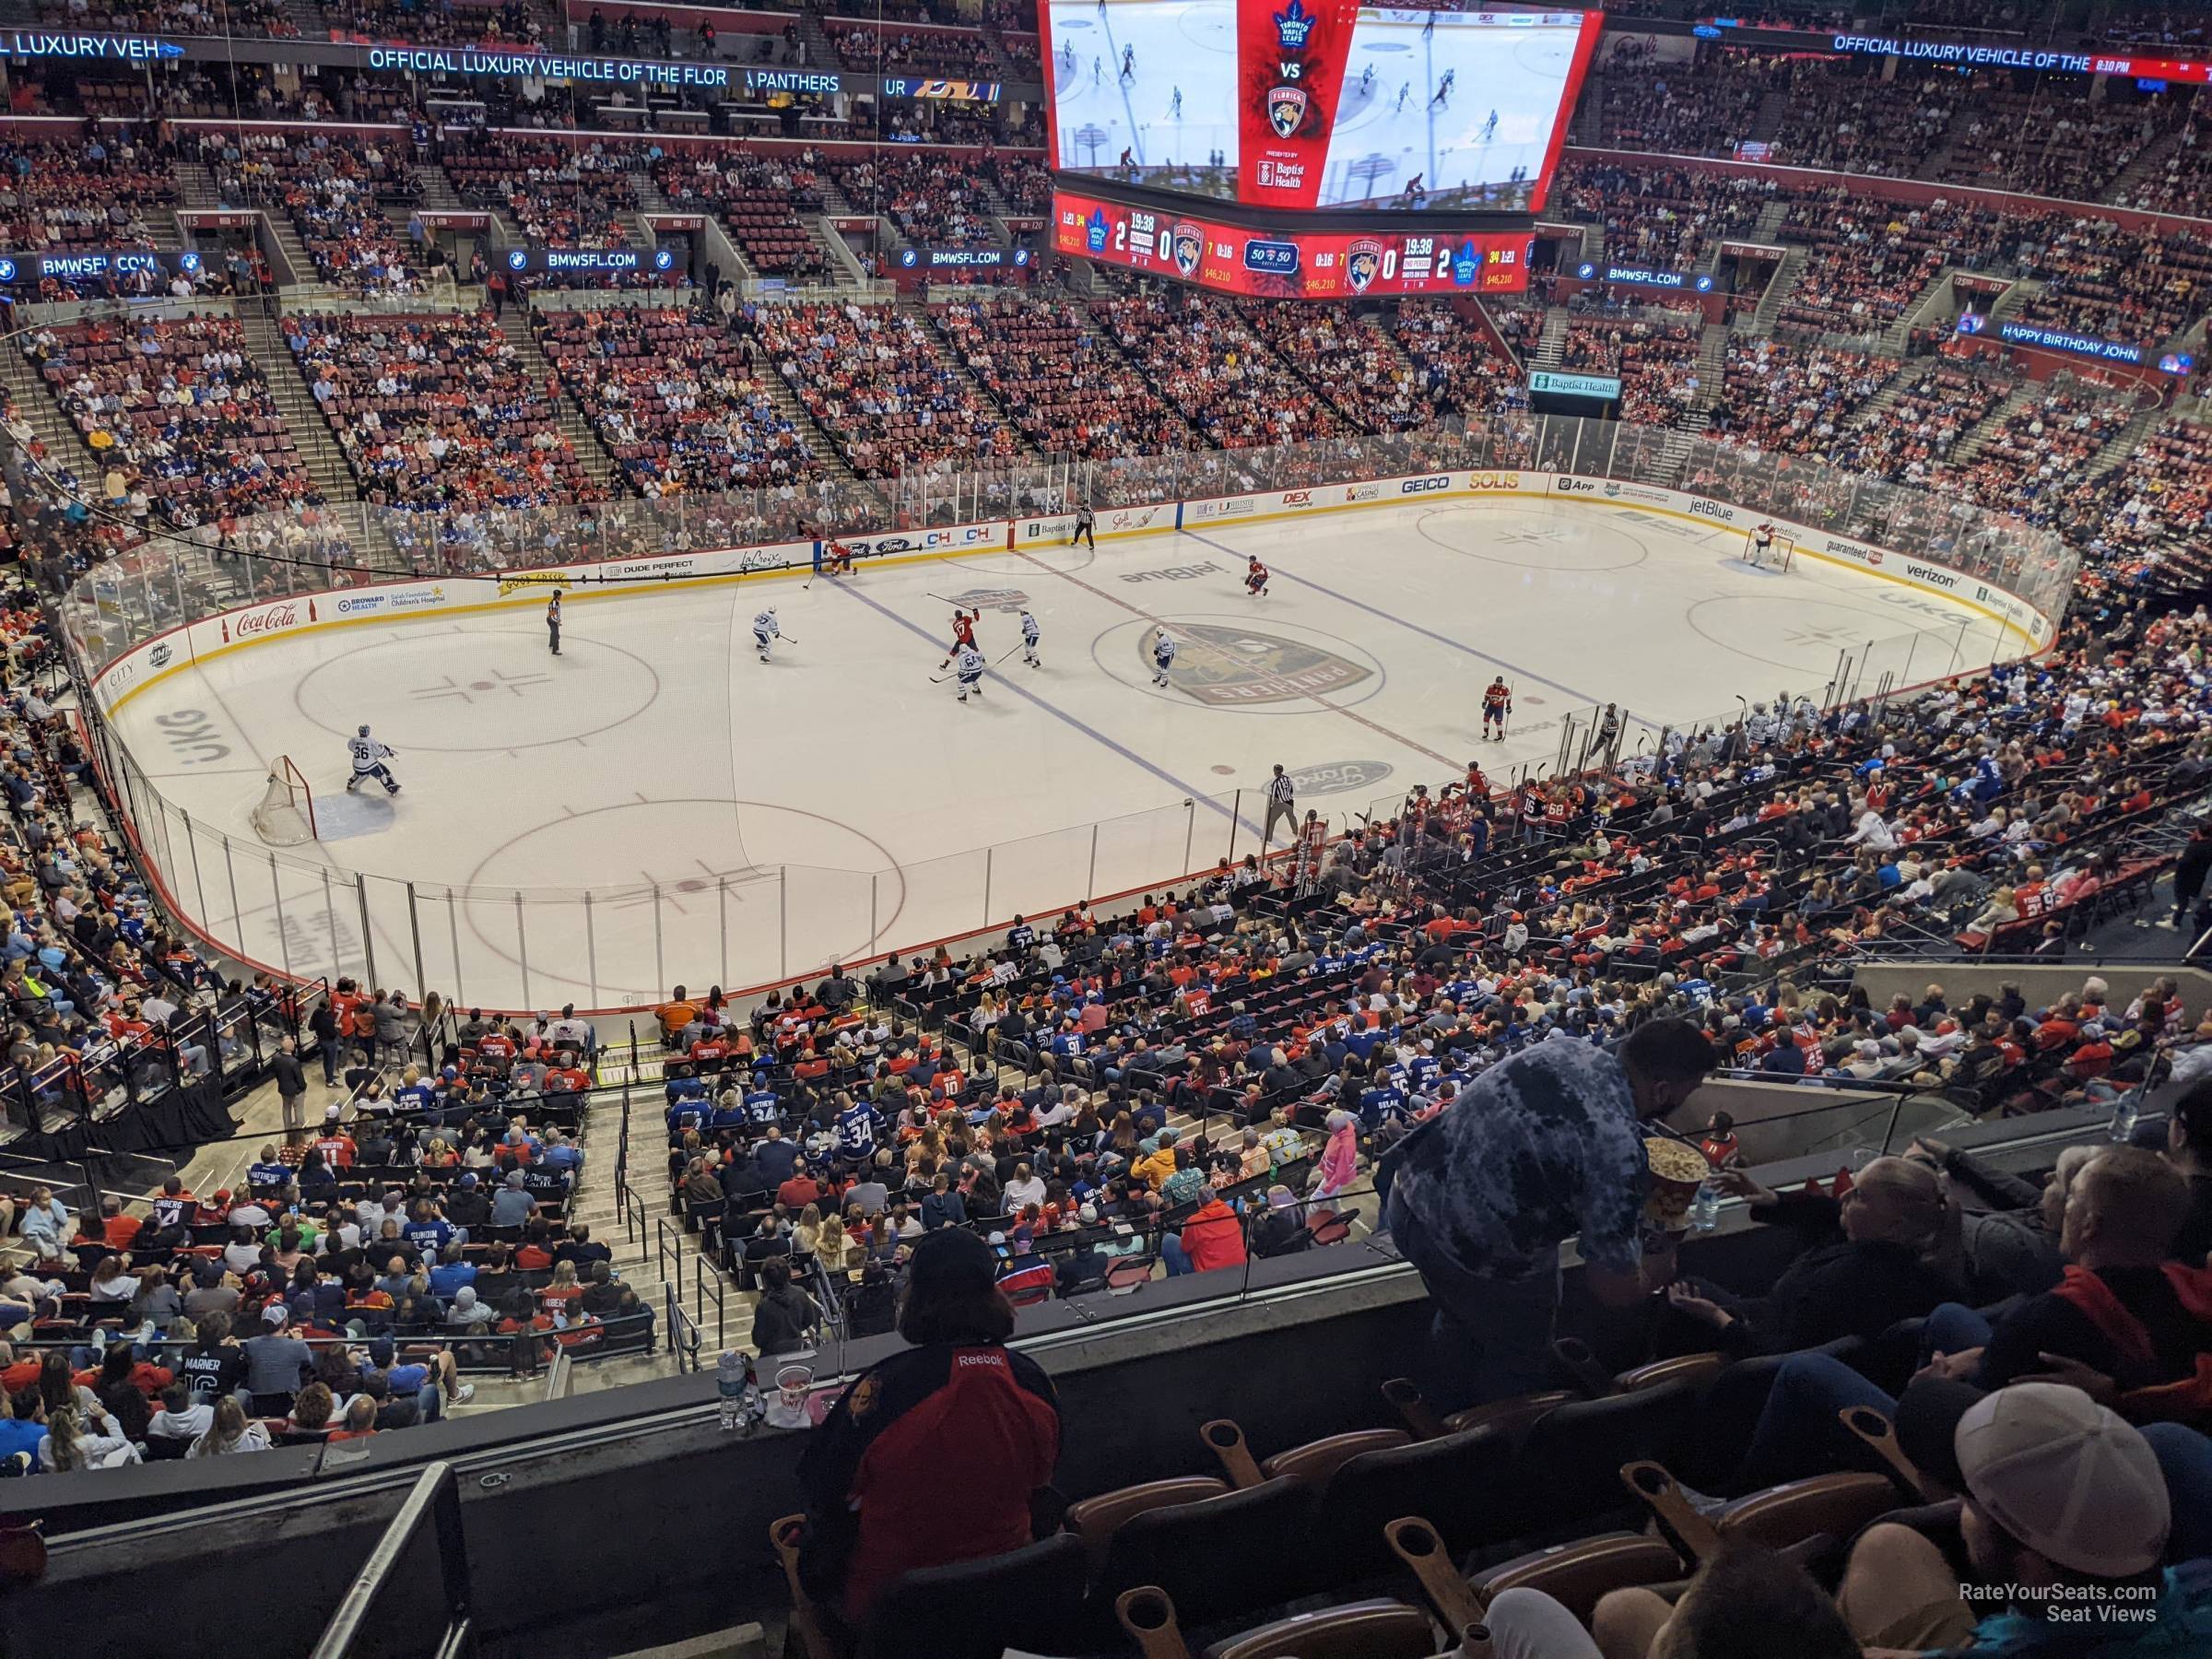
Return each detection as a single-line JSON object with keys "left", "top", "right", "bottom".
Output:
{"left": 1006, "top": 914, "right": 1036, "bottom": 952}
{"left": 993, "top": 1230, "right": 1055, "bottom": 1300}
{"left": 1380, "top": 1018, "right": 1715, "bottom": 1409}
{"left": 835, "top": 1093, "right": 882, "bottom": 1160}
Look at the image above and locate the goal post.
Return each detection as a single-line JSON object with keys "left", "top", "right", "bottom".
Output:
{"left": 250, "top": 756, "right": 317, "bottom": 846}
{"left": 1743, "top": 524, "right": 1794, "bottom": 572}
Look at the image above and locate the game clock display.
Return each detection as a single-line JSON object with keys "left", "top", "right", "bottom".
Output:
{"left": 1041, "top": 1, "right": 1601, "bottom": 214}
{"left": 1054, "top": 188, "right": 1531, "bottom": 297}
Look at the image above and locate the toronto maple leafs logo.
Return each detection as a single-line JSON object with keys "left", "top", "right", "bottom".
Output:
{"left": 1085, "top": 208, "right": 1110, "bottom": 254}
{"left": 1273, "top": 0, "right": 1315, "bottom": 50}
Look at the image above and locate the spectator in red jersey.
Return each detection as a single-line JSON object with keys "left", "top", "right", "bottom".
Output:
{"left": 796, "top": 1227, "right": 1059, "bottom": 1624}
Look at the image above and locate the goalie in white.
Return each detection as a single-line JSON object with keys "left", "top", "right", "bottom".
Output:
{"left": 346, "top": 725, "right": 400, "bottom": 795}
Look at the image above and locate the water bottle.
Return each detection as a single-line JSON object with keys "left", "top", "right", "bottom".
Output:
{"left": 2108, "top": 1096, "right": 2140, "bottom": 1145}
{"left": 717, "top": 1348, "right": 752, "bottom": 1432}
{"left": 1690, "top": 1178, "right": 1722, "bottom": 1233}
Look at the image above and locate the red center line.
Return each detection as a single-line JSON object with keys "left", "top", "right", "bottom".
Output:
{"left": 1011, "top": 548, "right": 1458, "bottom": 771}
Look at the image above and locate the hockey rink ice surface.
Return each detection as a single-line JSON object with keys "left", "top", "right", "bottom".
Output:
{"left": 112, "top": 496, "right": 2024, "bottom": 1009}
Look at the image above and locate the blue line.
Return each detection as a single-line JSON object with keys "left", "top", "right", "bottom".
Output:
{"left": 1176, "top": 526, "right": 1658, "bottom": 735}
{"left": 828, "top": 577, "right": 1259, "bottom": 834}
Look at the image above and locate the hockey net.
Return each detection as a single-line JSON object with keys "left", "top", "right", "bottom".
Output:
{"left": 250, "top": 756, "right": 317, "bottom": 846}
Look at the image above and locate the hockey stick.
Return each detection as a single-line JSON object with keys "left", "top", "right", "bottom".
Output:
{"left": 992, "top": 643, "right": 1026, "bottom": 665}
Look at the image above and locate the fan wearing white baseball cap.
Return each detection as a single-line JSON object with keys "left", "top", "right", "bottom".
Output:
{"left": 1837, "top": 1383, "right": 2212, "bottom": 1658}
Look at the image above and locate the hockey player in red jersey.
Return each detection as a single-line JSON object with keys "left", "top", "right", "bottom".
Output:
{"left": 1481, "top": 677, "right": 1512, "bottom": 741}
{"left": 1245, "top": 557, "right": 1270, "bottom": 597}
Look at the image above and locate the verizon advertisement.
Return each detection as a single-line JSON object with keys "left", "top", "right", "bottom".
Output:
{"left": 1053, "top": 188, "right": 1530, "bottom": 297}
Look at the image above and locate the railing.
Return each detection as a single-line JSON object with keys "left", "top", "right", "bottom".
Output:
{"left": 309, "top": 1461, "right": 476, "bottom": 1659}
{"left": 56, "top": 413, "right": 2075, "bottom": 1014}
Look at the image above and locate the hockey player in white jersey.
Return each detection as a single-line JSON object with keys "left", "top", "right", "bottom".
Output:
{"left": 346, "top": 725, "right": 399, "bottom": 795}
{"left": 1150, "top": 627, "right": 1177, "bottom": 688}
{"left": 953, "top": 642, "right": 986, "bottom": 702}
{"left": 1019, "top": 609, "right": 1041, "bottom": 668}
{"left": 753, "top": 606, "right": 780, "bottom": 663}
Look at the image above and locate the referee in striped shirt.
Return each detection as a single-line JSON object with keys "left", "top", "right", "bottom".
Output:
{"left": 1263, "top": 763, "right": 1297, "bottom": 848}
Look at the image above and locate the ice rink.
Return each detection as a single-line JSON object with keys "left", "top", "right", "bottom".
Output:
{"left": 111, "top": 496, "right": 2023, "bottom": 1010}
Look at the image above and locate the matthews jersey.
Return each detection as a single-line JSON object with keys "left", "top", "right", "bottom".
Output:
{"left": 835, "top": 1100, "right": 882, "bottom": 1158}
{"left": 349, "top": 735, "right": 394, "bottom": 773}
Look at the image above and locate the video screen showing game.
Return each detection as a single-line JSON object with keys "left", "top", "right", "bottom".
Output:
{"left": 1041, "top": 2, "right": 1600, "bottom": 214}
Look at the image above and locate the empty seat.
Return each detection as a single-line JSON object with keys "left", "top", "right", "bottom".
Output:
{"left": 857, "top": 1531, "right": 1089, "bottom": 1659}
{"left": 1309, "top": 1426, "right": 1523, "bottom": 1580}
{"left": 1094, "top": 1477, "right": 1316, "bottom": 1630}
{"left": 1065, "top": 1476, "right": 1230, "bottom": 1574}
{"left": 1515, "top": 1382, "right": 1701, "bottom": 1531}
{"left": 1203, "top": 1599, "right": 1442, "bottom": 1659}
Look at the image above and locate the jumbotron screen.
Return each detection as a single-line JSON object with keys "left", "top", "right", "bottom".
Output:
{"left": 1054, "top": 188, "right": 1531, "bottom": 296}
{"left": 1040, "top": 2, "right": 1602, "bottom": 213}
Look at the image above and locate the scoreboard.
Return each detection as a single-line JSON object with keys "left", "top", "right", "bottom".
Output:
{"left": 1053, "top": 189, "right": 1531, "bottom": 298}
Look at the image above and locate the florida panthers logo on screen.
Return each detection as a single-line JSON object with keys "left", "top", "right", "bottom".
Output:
{"left": 1171, "top": 221, "right": 1203, "bottom": 279}
{"left": 1346, "top": 238, "right": 1383, "bottom": 294}
{"left": 1267, "top": 82, "right": 1308, "bottom": 139}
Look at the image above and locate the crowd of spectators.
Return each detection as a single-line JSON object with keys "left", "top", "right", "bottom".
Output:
{"left": 25, "top": 314, "right": 320, "bottom": 529}
{"left": 323, "top": 0, "right": 542, "bottom": 47}
{"left": 1583, "top": 308, "right": 1707, "bottom": 427}
{"left": 935, "top": 298, "right": 1192, "bottom": 460}
{"left": 1773, "top": 190, "right": 1966, "bottom": 339}
{"left": 535, "top": 303, "right": 818, "bottom": 498}
{"left": 1394, "top": 300, "right": 1527, "bottom": 416}
{"left": 651, "top": 150, "right": 830, "bottom": 282}
{"left": 2112, "top": 115, "right": 2210, "bottom": 218}
{"left": 0, "top": 1008, "right": 686, "bottom": 1471}
{"left": 1104, "top": 292, "right": 1341, "bottom": 450}
{"left": 1947, "top": 380, "right": 2139, "bottom": 525}
{"left": 2011, "top": 214, "right": 2208, "bottom": 347}
{"left": 1713, "top": 335, "right": 1894, "bottom": 453}
{"left": 1826, "top": 355, "right": 2015, "bottom": 488}
{"left": 824, "top": 21, "right": 998, "bottom": 74}
{"left": 1230, "top": 304, "right": 1437, "bottom": 433}
{"left": 1768, "top": 62, "right": 1965, "bottom": 178}
{"left": 1933, "top": 81, "right": 2166, "bottom": 204}
{"left": 1594, "top": 54, "right": 1785, "bottom": 156}
{"left": 750, "top": 301, "right": 1013, "bottom": 477}
{"left": 36, "top": 0, "right": 293, "bottom": 37}
{"left": 202, "top": 129, "right": 421, "bottom": 296}
{"left": 0, "top": 135, "right": 175, "bottom": 253}
{"left": 988, "top": 152, "right": 1051, "bottom": 214}
{"left": 440, "top": 134, "right": 640, "bottom": 249}
{"left": 830, "top": 152, "right": 997, "bottom": 247}
{"left": 2088, "top": 418, "right": 2212, "bottom": 594}
{"left": 285, "top": 311, "right": 602, "bottom": 512}
{"left": 1557, "top": 160, "right": 1774, "bottom": 270}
